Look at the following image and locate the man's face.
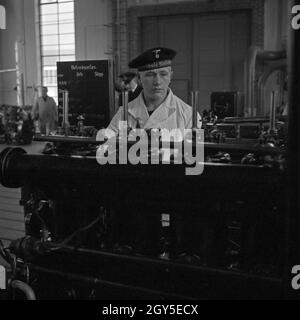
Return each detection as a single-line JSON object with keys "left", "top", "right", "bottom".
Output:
{"left": 41, "top": 87, "right": 48, "bottom": 97}
{"left": 125, "top": 78, "right": 137, "bottom": 91}
{"left": 139, "top": 66, "right": 172, "bottom": 101}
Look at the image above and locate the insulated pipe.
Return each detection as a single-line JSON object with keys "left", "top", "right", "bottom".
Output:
{"left": 0, "top": 41, "right": 25, "bottom": 107}
{"left": 15, "top": 41, "right": 23, "bottom": 108}
{"left": 10, "top": 280, "right": 36, "bottom": 300}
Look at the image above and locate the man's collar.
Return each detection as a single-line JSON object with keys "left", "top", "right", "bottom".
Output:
{"left": 128, "top": 89, "right": 175, "bottom": 119}
{"left": 142, "top": 88, "right": 175, "bottom": 110}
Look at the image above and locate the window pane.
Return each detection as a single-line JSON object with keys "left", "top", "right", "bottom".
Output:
{"left": 43, "top": 67, "right": 57, "bottom": 78}
{"left": 39, "top": 0, "right": 75, "bottom": 93}
{"left": 59, "top": 55, "right": 75, "bottom": 62}
{"left": 41, "top": 3, "right": 57, "bottom": 15}
{"left": 42, "top": 45, "right": 59, "bottom": 56}
{"left": 41, "top": 24, "right": 58, "bottom": 35}
{"left": 42, "top": 34, "right": 58, "bottom": 45}
{"left": 60, "top": 44, "right": 75, "bottom": 55}
{"left": 58, "top": 12, "right": 73, "bottom": 23}
{"left": 58, "top": 2, "right": 74, "bottom": 13}
{"left": 43, "top": 56, "right": 59, "bottom": 66}
{"left": 41, "top": 0, "right": 57, "bottom": 4}
{"left": 43, "top": 76, "right": 57, "bottom": 86}
{"left": 59, "top": 22, "right": 74, "bottom": 34}
{"left": 41, "top": 14, "right": 58, "bottom": 24}
{"left": 42, "top": 68, "right": 57, "bottom": 87}
{"left": 59, "top": 34, "right": 74, "bottom": 44}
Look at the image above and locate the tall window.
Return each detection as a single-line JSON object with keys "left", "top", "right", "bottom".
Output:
{"left": 39, "top": 0, "right": 75, "bottom": 102}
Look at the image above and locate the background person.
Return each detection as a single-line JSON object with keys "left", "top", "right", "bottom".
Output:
{"left": 118, "top": 71, "right": 143, "bottom": 106}
{"left": 31, "top": 86, "right": 58, "bottom": 135}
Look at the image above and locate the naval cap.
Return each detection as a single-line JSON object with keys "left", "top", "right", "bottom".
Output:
{"left": 128, "top": 47, "right": 176, "bottom": 71}
{"left": 119, "top": 71, "right": 136, "bottom": 84}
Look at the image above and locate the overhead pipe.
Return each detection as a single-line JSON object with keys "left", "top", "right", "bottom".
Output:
{"left": 244, "top": 46, "right": 286, "bottom": 117}
{"left": 257, "top": 61, "right": 287, "bottom": 114}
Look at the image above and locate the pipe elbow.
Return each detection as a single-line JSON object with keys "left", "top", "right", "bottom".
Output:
{"left": 10, "top": 280, "right": 36, "bottom": 300}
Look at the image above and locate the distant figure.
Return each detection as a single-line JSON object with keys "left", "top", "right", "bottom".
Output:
{"left": 118, "top": 71, "right": 143, "bottom": 106}
{"left": 31, "top": 86, "right": 58, "bottom": 134}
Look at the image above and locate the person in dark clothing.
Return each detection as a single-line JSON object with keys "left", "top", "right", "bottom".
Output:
{"left": 118, "top": 71, "right": 143, "bottom": 106}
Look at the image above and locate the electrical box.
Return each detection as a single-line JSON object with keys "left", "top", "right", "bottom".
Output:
{"left": 211, "top": 92, "right": 244, "bottom": 119}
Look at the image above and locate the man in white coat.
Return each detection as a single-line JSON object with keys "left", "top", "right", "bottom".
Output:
{"left": 32, "top": 86, "right": 58, "bottom": 134}
{"left": 108, "top": 47, "right": 201, "bottom": 134}
{"left": 107, "top": 47, "right": 203, "bottom": 258}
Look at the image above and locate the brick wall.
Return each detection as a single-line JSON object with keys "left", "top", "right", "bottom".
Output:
{"left": 111, "top": 0, "right": 265, "bottom": 72}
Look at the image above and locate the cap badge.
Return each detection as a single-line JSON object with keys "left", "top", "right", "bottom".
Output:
{"left": 153, "top": 49, "right": 161, "bottom": 59}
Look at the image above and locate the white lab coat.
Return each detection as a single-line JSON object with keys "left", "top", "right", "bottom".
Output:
{"left": 108, "top": 89, "right": 201, "bottom": 134}
{"left": 32, "top": 96, "right": 58, "bottom": 134}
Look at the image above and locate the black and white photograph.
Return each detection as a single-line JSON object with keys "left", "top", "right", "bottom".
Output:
{"left": 0, "top": 0, "right": 299, "bottom": 306}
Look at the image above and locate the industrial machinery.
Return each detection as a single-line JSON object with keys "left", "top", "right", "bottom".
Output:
{"left": 0, "top": 140, "right": 286, "bottom": 299}
{"left": 0, "top": 88, "right": 287, "bottom": 299}
{"left": 1, "top": 105, "right": 35, "bottom": 145}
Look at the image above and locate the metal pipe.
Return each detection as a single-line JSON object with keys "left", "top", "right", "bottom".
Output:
{"left": 20, "top": 73, "right": 25, "bottom": 108}
{"left": 65, "top": 245, "right": 282, "bottom": 284}
{"left": 122, "top": 90, "right": 128, "bottom": 122}
{"left": 269, "top": 91, "right": 276, "bottom": 134}
{"left": 0, "top": 5, "right": 6, "bottom": 30}
{"left": 244, "top": 46, "right": 261, "bottom": 116}
{"left": 191, "top": 91, "right": 199, "bottom": 129}
{"left": 62, "top": 90, "right": 69, "bottom": 125}
{"left": 0, "top": 147, "right": 283, "bottom": 191}
{"left": 116, "top": 0, "right": 121, "bottom": 77}
{"left": 15, "top": 41, "right": 23, "bottom": 108}
{"left": 10, "top": 280, "right": 36, "bottom": 300}
{"left": 257, "top": 61, "right": 287, "bottom": 114}
{"left": 0, "top": 68, "right": 17, "bottom": 73}
{"left": 244, "top": 46, "right": 286, "bottom": 117}
{"left": 27, "top": 264, "right": 194, "bottom": 300}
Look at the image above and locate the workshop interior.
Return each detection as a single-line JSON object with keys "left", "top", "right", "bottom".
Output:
{"left": 0, "top": 0, "right": 299, "bottom": 300}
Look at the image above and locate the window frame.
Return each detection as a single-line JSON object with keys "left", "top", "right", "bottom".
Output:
{"left": 38, "top": 0, "right": 75, "bottom": 103}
